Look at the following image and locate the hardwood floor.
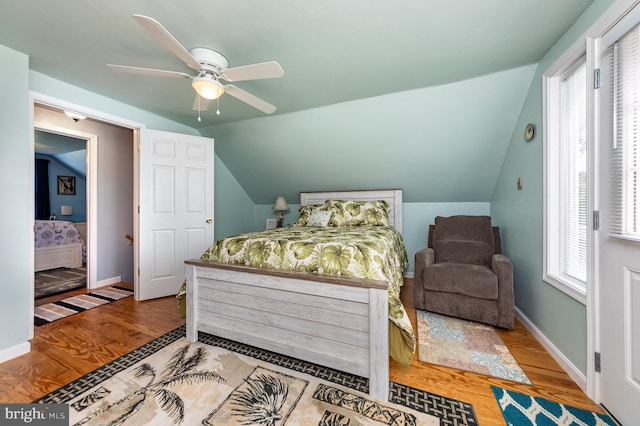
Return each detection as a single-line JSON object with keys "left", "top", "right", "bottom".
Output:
{"left": 1, "top": 279, "right": 606, "bottom": 424}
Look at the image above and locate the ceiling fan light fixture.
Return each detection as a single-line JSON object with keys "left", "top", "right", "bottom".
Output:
{"left": 192, "top": 75, "right": 224, "bottom": 100}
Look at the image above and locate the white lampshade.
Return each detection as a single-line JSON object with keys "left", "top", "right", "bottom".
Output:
{"left": 61, "top": 205, "right": 73, "bottom": 216}
{"left": 272, "top": 197, "right": 289, "bottom": 211}
{"left": 192, "top": 75, "right": 225, "bottom": 100}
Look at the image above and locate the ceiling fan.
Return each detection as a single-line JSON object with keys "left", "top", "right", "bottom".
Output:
{"left": 107, "top": 14, "right": 284, "bottom": 116}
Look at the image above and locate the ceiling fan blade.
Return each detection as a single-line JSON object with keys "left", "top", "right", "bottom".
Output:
{"left": 192, "top": 95, "right": 211, "bottom": 111}
{"left": 132, "top": 14, "right": 201, "bottom": 71}
{"left": 224, "top": 85, "right": 277, "bottom": 114}
{"left": 222, "top": 61, "right": 284, "bottom": 82}
{"left": 107, "top": 64, "right": 192, "bottom": 79}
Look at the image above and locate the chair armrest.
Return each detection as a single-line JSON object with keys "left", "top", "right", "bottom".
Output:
{"left": 491, "top": 253, "right": 512, "bottom": 277}
{"left": 415, "top": 247, "right": 435, "bottom": 270}
{"left": 491, "top": 253, "right": 515, "bottom": 329}
{"left": 413, "top": 248, "right": 435, "bottom": 310}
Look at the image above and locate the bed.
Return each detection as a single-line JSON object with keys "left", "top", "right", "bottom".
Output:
{"left": 34, "top": 220, "right": 86, "bottom": 272}
{"left": 185, "top": 189, "right": 414, "bottom": 402}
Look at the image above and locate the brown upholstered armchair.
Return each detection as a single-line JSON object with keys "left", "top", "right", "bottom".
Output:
{"left": 414, "top": 215, "right": 515, "bottom": 329}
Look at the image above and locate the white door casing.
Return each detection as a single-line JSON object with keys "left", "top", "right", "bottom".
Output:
{"left": 596, "top": 19, "right": 640, "bottom": 424}
{"left": 136, "top": 129, "right": 214, "bottom": 301}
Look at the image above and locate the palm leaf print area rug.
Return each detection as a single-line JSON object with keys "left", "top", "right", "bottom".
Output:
{"left": 37, "top": 326, "right": 479, "bottom": 425}
{"left": 417, "top": 310, "right": 531, "bottom": 384}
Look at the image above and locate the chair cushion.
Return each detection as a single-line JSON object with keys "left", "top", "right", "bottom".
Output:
{"left": 422, "top": 263, "right": 498, "bottom": 300}
{"left": 432, "top": 215, "right": 495, "bottom": 266}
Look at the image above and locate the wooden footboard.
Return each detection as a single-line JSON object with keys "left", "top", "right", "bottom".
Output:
{"left": 185, "top": 259, "right": 390, "bottom": 402}
{"left": 34, "top": 243, "right": 83, "bottom": 272}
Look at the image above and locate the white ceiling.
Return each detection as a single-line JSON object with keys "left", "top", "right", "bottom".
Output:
{"left": 0, "top": 0, "right": 594, "bottom": 127}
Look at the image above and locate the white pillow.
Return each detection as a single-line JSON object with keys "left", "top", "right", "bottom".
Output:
{"left": 306, "top": 209, "right": 332, "bottom": 227}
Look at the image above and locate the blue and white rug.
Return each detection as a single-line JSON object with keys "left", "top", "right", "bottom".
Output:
{"left": 492, "top": 386, "right": 616, "bottom": 425}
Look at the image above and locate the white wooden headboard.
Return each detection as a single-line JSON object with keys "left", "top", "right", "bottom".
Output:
{"left": 300, "top": 189, "right": 403, "bottom": 233}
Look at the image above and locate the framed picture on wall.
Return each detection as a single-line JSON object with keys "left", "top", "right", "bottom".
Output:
{"left": 57, "top": 175, "right": 76, "bottom": 195}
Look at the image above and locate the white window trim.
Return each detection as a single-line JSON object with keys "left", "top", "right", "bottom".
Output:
{"left": 543, "top": 44, "right": 589, "bottom": 306}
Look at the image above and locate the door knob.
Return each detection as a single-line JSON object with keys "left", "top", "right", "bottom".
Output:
{"left": 206, "top": 218, "right": 213, "bottom": 224}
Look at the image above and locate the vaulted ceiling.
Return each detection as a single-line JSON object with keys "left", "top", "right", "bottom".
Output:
{"left": 0, "top": 0, "right": 593, "bottom": 127}
{"left": 1, "top": 0, "right": 596, "bottom": 205}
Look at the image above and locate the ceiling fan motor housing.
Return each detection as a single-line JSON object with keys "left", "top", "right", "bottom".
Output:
{"left": 190, "top": 47, "right": 229, "bottom": 75}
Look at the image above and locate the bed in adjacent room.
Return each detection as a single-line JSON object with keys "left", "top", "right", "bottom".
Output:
{"left": 185, "top": 189, "right": 415, "bottom": 402}
{"left": 34, "top": 220, "right": 86, "bottom": 272}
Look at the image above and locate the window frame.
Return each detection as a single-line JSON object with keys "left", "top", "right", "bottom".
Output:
{"left": 543, "top": 46, "right": 590, "bottom": 305}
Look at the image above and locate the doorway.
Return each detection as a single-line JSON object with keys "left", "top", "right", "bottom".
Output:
{"left": 34, "top": 126, "right": 89, "bottom": 301}
{"left": 32, "top": 102, "right": 135, "bottom": 296}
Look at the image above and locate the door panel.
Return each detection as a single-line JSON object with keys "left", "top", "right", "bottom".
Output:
{"left": 597, "top": 23, "right": 640, "bottom": 424}
{"left": 137, "top": 129, "right": 214, "bottom": 300}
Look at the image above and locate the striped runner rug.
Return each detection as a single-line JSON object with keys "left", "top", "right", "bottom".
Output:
{"left": 34, "top": 286, "right": 134, "bottom": 326}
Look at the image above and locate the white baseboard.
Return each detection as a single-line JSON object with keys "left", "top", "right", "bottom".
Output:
{"left": 516, "top": 307, "right": 587, "bottom": 393}
{"left": 0, "top": 341, "right": 30, "bottom": 364}
{"left": 404, "top": 271, "right": 415, "bottom": 279}
{"left": 95, "top": 275, "right": 122, "bottom": 289}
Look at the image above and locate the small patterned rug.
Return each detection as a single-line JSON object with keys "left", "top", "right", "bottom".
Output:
{"left": 34, "top": 286, "right": 133, "bottom": 326}
{"left": 492, "top": 386, "right": 616, "bottom": 425}
{"left": 37, "top": 326, "right": 479, "bottom": 425}
{"left": 35, "top": 267, "right": 86, "bottom": 299}
{"left": 417, "top": 310, "right": 531, "bottom": 384}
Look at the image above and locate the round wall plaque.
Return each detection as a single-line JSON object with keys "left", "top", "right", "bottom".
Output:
{"left": 524, "top": 123, "right": 535, "bottom": 142}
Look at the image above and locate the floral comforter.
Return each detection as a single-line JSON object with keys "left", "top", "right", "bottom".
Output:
{"left": 200, "top": 225, "right": 416, "bottom": 366}
{"left": 34, "top": 220, "right": 87, "bottom": 264}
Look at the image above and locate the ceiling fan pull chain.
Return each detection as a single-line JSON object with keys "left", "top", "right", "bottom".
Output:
{"left": 216, "top": 97, "right": 221, "bottom": 115}
{"left": 197, "top": 96, "right": 202, "bottom": 122}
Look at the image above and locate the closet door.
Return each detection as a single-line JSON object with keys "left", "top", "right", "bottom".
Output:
{"left": 137, "top": 129, "right": 214, "bottom": 300}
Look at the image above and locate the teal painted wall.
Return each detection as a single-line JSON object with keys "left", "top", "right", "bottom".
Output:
{"left": 214, "top": 156, "right": 255, "bottom": 241}
{"left": 202, "top": 65, "right": 535, "bottom": 206}
{"left": 0, "top": 45, "right": 31, "bottom": 356}
{"left": 491, "top": 0, "right": 615, "bottom": 374}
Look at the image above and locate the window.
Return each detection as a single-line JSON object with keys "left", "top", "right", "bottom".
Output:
{"left": 544, "top": 54, "right": 588, "bottom": 303}
{"left": 560, "top": 62, "right": 588, "bottom": 283}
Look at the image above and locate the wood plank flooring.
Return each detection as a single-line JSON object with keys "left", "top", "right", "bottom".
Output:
{"left": 1, "top": 279, "right": 606, "bottom": 425}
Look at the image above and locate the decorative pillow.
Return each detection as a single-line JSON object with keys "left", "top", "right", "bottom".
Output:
{"left": 363, "top": 201, "right": 391, "bottom": 226}
{"left": 294, "top": 204, "right": 326, "bottom": 227}
{"left": 324, "top": 199, "right": 390, "bottom": 226}
{"left": 306, "top": 209, "right": 332, "bottom": 227}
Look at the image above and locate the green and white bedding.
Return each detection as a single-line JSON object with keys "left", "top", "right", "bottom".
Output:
{"left": 200, "top": 225, "right": 416, "bottom": 367}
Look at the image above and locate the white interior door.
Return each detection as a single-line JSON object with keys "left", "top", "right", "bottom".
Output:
{"left": 136, "top": 129, "right": 214, "bottom": 300}
{"left": 596, "top": 17, "right": 640, "bottom": 424}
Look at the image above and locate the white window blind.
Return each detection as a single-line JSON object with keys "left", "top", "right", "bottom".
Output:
{"left": 560, "top": 62, "right": 587, "bottom": 283}
{"left": 609, "top": 25, "right": 640, "bottom": 239}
